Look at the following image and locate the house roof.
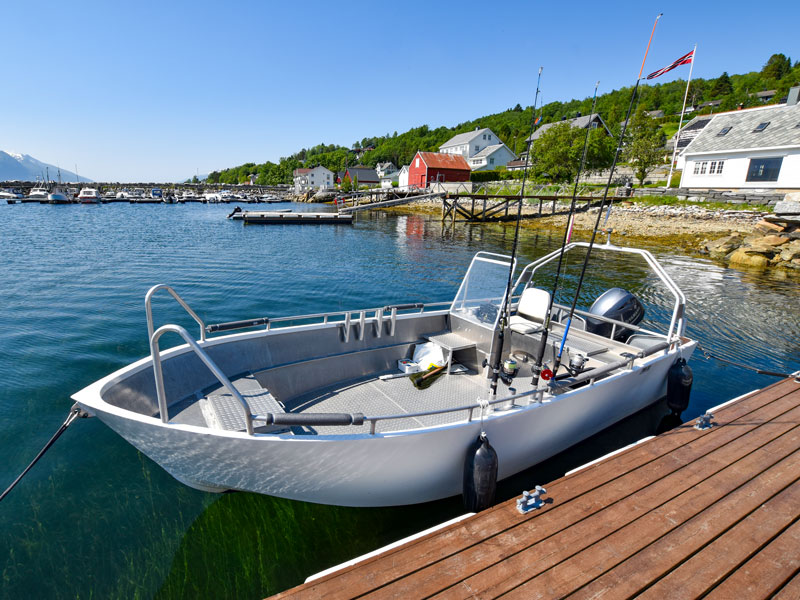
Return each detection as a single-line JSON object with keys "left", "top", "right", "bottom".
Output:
{"left": 755, "top": 90, "right": 777, "bottom": 98}
{"left": 471, "top": 143, "right": 514, "bottom": 159}
{"left": 293, "top": 168, "right": 312, "bottom": 176}
{"left": 345, "top": 166, "right": 379, "bottom": 182}
{"left": 418, "top": 152, "right": 470, "bottom": 170}
{"left": 527, "top": 113, "right": 610, "bottom": 142}
{"left": 439, "top": 128, "right": 493, "bottom": 149}
{"left": 683, "top": 103, "right": 800, "bottom": 155}
{"left": 672, "top": 115, "right": 713, "bottom": 150}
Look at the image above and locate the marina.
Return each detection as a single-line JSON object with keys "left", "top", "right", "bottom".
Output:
{"left": 276, "top": 376, "right": 800, "bottom": 599}
{"left": 1, "top": 202, "right": 799, "bottom": 598}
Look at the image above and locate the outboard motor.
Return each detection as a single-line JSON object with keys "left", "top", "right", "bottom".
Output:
{"left": 585, "top": 288, "right": 644, "bottom": 341}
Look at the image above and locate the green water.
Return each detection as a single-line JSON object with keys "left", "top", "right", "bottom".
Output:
{"left": 1, "top": 202, "right": 798, "bottom": 598}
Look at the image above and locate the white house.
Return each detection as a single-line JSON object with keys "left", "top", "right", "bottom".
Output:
{"left": 293, "top": 165, "right": 334, "bottom": 192}
{"left": 380, "top": 171, "right": 400, "bottom": 188}
{"left": 527, "top": 113, "right": 612, "bottom": 143}
{"left": 397, "top": 165, "right": 409, "bottom": 190}
{"left": 468, "top": 144, "right": 518, "bottom": 171}
{"left": 438, "top": 127, "right": 516, "bottom": 169}
{"left": 680, "top": 89, "right": 800, "bottom": 191}
{"left": 375, "top": 162, "right": 397, "bottom": 178}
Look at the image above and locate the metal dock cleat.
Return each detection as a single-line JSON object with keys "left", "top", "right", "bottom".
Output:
{"left": 517, "top": 485, "right": 548, "bottom": 514}
{"left": 694, "top": 412, "right": 715, "bottom": 430}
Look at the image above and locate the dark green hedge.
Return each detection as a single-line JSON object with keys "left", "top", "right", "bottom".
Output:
{"left": 470, "top": 169, "right": 525, "bottom": 182}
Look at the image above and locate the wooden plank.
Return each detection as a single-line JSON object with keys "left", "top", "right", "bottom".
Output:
{"left": 432, "top": 410, "right": 800, "bottom": 600}
{"left": 272, "top": 380, "right": 800, "bottom": 599}
{"left": 640, "top": 475, "right": 800, "bottom": 600}
{"left": 530, "top": 451, "right": 800, "bottom": 600}
{"left": 772, "top": 570, "right": 800, "bottom": 599}
{"left": 567, "top": 454, "right": 800, "bottom": 598}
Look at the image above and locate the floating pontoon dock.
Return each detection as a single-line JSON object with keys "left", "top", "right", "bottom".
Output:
{"left": 273, "top": 376, "right": 800, "bottom": 599}
{"left": 230, "top": 211, "right": 353, "bottom": 224}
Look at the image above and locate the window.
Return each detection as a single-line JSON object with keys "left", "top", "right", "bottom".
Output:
{"left": 699, "top": 161, "right": 708, "bottom": 175}
{"left": 591, "top": 122, "right": 598, "bottom": 129}
{"left": 482, "top": 134, "right": 486, "bottom": 140}
{"left": 753, "top": 122, "right": 770, "bottom": 133}
{"left": 710, "top": 161, "right": 717, "bottom": 173}
{"left": 693, "top": 162, "right": 701, "bottom": 175}
{"left": 489, "top": 158, "right": 495, "bottom": 165}
{"left": 746, "top": 157, "right": 782, "bottom": 182}
{"left": 415, "top": 158, "right": 420, "bottom": 168}
{"left": 474, "top": 145, "right": 480, "bottom": 152}
{"left": 717, "top": 126, "right": 732, "bottom": 136}
{"left": 488, "top": 135, "right": 492, "bottom": 140}
{"left": 715, "top": 160, "right": 725, "bottom": 174}
{"left": 796, "top": 122, "right": 800, "bottom": 129}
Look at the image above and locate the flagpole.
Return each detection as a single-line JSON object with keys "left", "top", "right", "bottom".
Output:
{"left": 666, "top": 44, "right": 697, "bottom": 189}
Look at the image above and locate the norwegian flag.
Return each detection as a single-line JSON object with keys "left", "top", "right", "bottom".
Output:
{"left": 646, "top": 50, "right": 694, "bottom": 80}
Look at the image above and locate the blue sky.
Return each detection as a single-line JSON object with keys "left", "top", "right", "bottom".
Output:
{"left": 4, "top": 0, "right": 798, "bottom": 182}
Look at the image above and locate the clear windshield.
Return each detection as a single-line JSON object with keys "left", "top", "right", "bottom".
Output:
{"left": 450, "top": 253, "right": 515, "bottom": 329}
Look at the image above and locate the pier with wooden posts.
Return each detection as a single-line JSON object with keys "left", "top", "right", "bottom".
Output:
{"left": 272, "top": 375, "right": 800, "bottom": 599}
{"left": 441, "top": 193, "right": 627, "bottom": 223}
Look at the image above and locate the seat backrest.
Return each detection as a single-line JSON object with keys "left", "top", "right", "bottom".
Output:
{"left": 517, "top": 287, "right": 550, "bottom": 324}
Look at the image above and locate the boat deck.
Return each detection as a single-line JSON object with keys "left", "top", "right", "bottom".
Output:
{"left": 271, "top": 376, "right": 800, "bottom": 599}
{"left": 169, "top": 323, "right": 633, "bottom": 435}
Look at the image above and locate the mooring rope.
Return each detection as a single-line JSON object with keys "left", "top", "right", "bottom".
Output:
{"left": 697, "top": 344, "right": 798, "bottom": 380}
{"left": 0, "top": 404, "right": 87, "bottom": 503}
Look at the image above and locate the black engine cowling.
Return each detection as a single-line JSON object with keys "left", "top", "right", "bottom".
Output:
{"left": 585, "top": 288, "right": 644, "bottom": 341}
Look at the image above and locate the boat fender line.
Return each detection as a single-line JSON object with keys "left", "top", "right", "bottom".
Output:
{"left": 463, "top": 433, "right": 498, "bottom": 512}
{"left": 666, "top": 358, "right": 693, "bottom": 415}
{"left": 0, "top": 403, "right": 90, "bottom": 503}
{"left": 227, "top": 206, "right": 242, "bottom": 218}
{"left": 261, "top": 412, "right": 365, "bottom": 427}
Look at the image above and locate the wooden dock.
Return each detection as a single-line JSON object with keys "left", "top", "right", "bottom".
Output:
{"left": 272, "top": 376, "right": 800, "bottom": 599}
{"left": 232, "top": 211, "right": 353, "bottom": 225}
{"left": 441, "top": 194, "right": 627, "bottom": 223}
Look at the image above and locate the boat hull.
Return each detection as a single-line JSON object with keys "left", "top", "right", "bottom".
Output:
{"left": 75, "top": 342, "right": 694, "bottom": 506}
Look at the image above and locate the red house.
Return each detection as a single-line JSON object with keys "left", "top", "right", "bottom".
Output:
{"left": 408, "top": 152, "right": 471, "bottom": 188}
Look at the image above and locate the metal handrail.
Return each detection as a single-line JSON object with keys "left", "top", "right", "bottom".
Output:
{"left": 145, "top": 284, "right": 206, "bottom": 343}
{"left": 150, "top": 324, "right": 258, "bottom": 435}
{"left": 360, "top": 336, "right": 679, "bottom": 434}
{"left": 513, "top": 242, "right": 687, "bottom": 342}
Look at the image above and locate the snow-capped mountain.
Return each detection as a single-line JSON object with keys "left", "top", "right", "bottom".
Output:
{"left": 0, "top": 151, "right": 90, "bottom": 182}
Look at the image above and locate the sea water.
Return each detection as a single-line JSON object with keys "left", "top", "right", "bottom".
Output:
{"left": 0, "top": 202, "right": 798, "bottom": 599}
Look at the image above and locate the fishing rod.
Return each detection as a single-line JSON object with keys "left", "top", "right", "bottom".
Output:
{"left": 530, "top": 81, "right": 601, "bottom": 386}
{"left": 488, "top": 66, "right": 543, "bottom": 401}
{"left": 549, "top": 13, "right": 662, "bottom": 380}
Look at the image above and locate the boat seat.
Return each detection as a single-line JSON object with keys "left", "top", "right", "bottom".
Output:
{"left": 509, "top": 287, "right": 550, "bottom": 335}
{"left": 203, "top": 374, "right": 292, "bottom": 433}
{"left": 626, "top": 334, "right": 665, "bottom": 352}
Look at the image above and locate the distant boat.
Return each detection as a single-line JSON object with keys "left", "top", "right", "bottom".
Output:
{"left": 48, "top": 169, "right": 72, "bottom": 204}
{"left": 1, "top": 189, "right": 23, "bottom": 203}
{"left": 28, "top": 179, "right": 49, "bottom": 201}
{"left": 150, "top": 188, "right": 163, "bottom": 199}
{"left": 78, "top": 188, "right": 102, "bottom": 203}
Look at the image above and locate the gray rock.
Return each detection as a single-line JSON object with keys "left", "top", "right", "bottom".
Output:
{"left": 774, "top": 200, "right": 800, "bottom": 215}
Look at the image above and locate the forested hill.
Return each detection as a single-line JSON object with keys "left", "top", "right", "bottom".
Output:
{"left": 207, "top": 53, "right": 799, "bottom": 185}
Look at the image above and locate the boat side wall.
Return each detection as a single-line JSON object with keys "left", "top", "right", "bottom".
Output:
{"left": 95, "top": 311, "right": 449, "bottom": 416}
{"left": 80, "top": 343, "right": 694, "bottom": 506}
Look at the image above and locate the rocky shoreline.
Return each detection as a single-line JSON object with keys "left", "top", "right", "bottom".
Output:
{"left": 701, "top": 200, "right": 800, "bottom": 271}
{"left": 297, "top": 188, "right": 800, "bottom": 274}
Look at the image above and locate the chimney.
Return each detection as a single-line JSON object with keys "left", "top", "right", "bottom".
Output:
{"left": 787, "top": 85, "right": 800, "bottom": 106}
{"left": 475, "top": 126, "right": 480, "bottom": 130}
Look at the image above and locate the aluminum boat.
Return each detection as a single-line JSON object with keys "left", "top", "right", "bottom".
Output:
{"left": 72, "top": 243, "right": 695, "bottom": 507}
